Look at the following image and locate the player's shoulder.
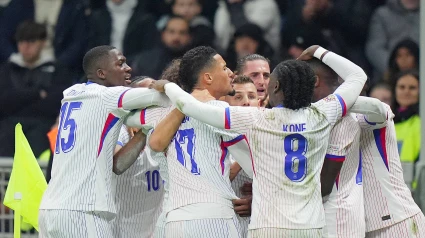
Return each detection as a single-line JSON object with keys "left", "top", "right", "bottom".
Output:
{"left": 312, "top": 94, "right": 340, "bottom": 107}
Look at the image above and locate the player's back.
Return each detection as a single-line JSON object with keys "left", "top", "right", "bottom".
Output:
{"left": 357, "top": 104, "right": 422, "bottom": 232}
{"left": 166, "top": 100, "right": 240, "bottom": 217}
{"left": 224, "top": 93, "right": 345, "bottom": 230}
{"left": 40, "top": 82, "right": 131, "bottom": 216}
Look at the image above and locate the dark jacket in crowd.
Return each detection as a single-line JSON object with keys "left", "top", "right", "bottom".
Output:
{"left": 0, "top": 0, "right": 88, "bottom": 70}
{"left": 131, "top": 45, "right": 187, "bottom": 80}
{"left": 0, "top": 53, "right": 75, "bottom": 157}
{"left": 88, "top": 3, "right": 159, "bottom": 63}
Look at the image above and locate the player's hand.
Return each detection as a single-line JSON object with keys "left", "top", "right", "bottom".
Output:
{"left": 232, "top": 196, "right": 252, "bottom": 217}
{"left": 240, "top": 182, "right": 252, "bottom": 196}
{"left": 127, "top": 127, "right": 140, "bottom": 137}
{"left": 258, "top": 95, "right": 269, "bottom": 108}
{"left": 296, "top": 45, "right": 321, "bottom": 61}
{"left": 149, "top": 80, "right": 170, "bottom": 92}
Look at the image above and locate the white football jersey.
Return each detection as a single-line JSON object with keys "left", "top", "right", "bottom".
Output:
{"left": 40, "top": 82, "right": 166, "bottom": 215}
{"left": 224, "top": 94, "right": 345, "bottom": 230}
{"left": 323, "top": 114, "right": 365, "bottom": 237}
{"left": 112, "top": 125, "right": 164, "bottom": 238}
{"left": 357, "top": 103, "right": 421, "bottom": 232}
{"left": 165, "top": 100, "right": 247, "bottom": 215}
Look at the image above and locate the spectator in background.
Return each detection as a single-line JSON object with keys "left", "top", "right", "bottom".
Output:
{"left": 369, "top": 82, "right": 393, "bottom": 106}
{"left": 225, "top": 23, "right": 277, "bottom": 71}
{"left": 0, "top": 21, "right": 75, "bottom": 158}
{"left": 88, "top": 0, "right": 158, "bottom": 64}
{"left": 0, "top": 0, "right": 88, "bottom": 72}
{"left": 214, "top": 0, "right": 281, "bottom": 54}
{"left": 157, "top": 0, "right": 215, "bottom": 47}
{"left": 366, "top": 0, "right": 419, "bottom": 79}
{"left": 282, "top": 0, "right": 376, "bottom": 73}
{"left": 283, "top": 26, "right": 328, "bottom": 59}
{"left": 131, "top": 15, "right": 191, "bottom": 79}
{"left": 392, "top": 70, "right": 420, "bottom": 190}
{"left": 386, "top": 38, "right": 419, "bottom": 82}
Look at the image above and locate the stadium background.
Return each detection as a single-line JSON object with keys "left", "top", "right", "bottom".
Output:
{"left": 0, "top": 0, "right": 424, "bottom": 236}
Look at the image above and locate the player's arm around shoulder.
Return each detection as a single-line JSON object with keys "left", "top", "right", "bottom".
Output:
{"left": 349, "top": 96, "right": 387, "bottom": 124}
{"left": 355, "top": 101, "right": 392, "bottom": 130}
{"left": 102, "top": 85, "right": 170, "bottom": 114}
{"left": 113, "top": 126, "right": 146, "bottom": 175}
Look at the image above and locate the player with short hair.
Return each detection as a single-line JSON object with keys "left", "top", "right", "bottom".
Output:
{"left": 145, "top": 46, "right": 254, "bottom": 238}
{"left": 306, "top": 58, "right": 365, "bottom": 238}
{"left": 38, "top": 46, "right": 169, "bottom": 237}
{"left": 124, "top": 59, "right": 185, "bottom": 238}
{"left": 235, "top": 54, "right": 270, "bottom": 104}
{"left": 151, "top": 45, "right": 375, "bottom": 237}
{"left": 224, "top": 75, "right": 257, "bottom": 238}
{"left": 357, "top": 103, "right": 425, "bottom": 237}
{"left": 111, "top": 76, "right": 164, "bottom": 238}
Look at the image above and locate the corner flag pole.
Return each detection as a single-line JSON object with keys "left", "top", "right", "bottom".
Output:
{"left": 13, "top": 192, "right": 21, "bottom": 238}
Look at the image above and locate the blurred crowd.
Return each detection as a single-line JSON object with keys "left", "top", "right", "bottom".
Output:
{"left": 0, "top": 0, "right": 421, "bottom": 191}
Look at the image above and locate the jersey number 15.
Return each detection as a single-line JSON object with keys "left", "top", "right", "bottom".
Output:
{"left": 55, "top": 101, "right": 82, "bottom": 154}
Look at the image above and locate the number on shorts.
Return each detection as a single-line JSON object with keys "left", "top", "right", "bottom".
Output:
{"left": 55, "top": 101, "right": 82, "bottom": 154}
{"left": 284, "top": 134, "right": 308, "bottom": 182}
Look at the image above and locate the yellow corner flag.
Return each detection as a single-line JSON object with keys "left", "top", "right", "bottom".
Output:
{"left": 3, "top": 123, "right": 48, "bottom": 232}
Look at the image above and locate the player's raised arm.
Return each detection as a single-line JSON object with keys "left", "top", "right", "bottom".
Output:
{"left": 349, "top": 96, "right": 387, "bottom": 123}
{"left": 299, "top": 46, "right": 367, "bottom": 109}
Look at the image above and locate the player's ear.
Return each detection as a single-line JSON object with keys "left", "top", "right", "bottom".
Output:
{"left": 203, "top": 73, "right": 213, "bottom": 85}
{"left": 96, "top": 69, "right": 106, "bottom": 80}
{"left": 273, "top": 80, "right": 280, "bottom": 93}
{"left": 314, "top": 75, "right": 320, "bottom": 87}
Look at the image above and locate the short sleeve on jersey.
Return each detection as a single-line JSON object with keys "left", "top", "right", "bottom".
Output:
{"left": 124, "top": 106, "right": 171, "bottom": 131}
{"left": 326, "top": 116, "right": 359, "bottom": 160}
{"left": 356, "top": 104, "right": 393, "bottom": 130}
{"left": 224, "top": 106, "right": 262, "bottom": 136}
{"left": 117, "top": 125, "right": 131, "bottom": 146}
{"left": 313, "top": 94, "right": 346, "bottom": 126}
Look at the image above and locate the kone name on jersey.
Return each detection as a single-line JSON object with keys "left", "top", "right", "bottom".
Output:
{"left": 283, "top": 123, "right": 306, "bottom": 132}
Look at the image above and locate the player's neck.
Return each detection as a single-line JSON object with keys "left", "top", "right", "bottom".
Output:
{"left": 191, "top": 88, "right": 216, "bottom": 102}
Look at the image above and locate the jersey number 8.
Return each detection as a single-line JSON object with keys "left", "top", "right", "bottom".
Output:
{"left": 284, "top": 134, "right": 308, "bottom": 182}
{"left": 55, "top": 101, "right": 82, "bottom": 154}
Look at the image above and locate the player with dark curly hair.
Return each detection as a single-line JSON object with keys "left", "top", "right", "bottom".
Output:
{"left": 151, "top": 45, "right": 377, "bottom": 237}
{"left": 147, "top": 46, "right": 255, "bottom": 238}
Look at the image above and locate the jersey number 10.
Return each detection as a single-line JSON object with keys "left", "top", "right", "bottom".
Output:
{"left": 284, "top": 134, "right": 308, "bottom": 182}
{"left": 55, "top": 101, "right": 82, "bottom": 154}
